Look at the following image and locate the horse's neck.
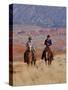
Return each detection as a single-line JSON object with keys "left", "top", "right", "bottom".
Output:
{"left": 28, "top": 45, "right": 32, "bottom": 51}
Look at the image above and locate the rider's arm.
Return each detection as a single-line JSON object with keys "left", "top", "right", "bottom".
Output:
{"left": 48, "top": 39, "right": 52, "bottom": 46}
{"left": 50, "top": 39, "right": 52, "bottom": 45}
{"left": 44, "top": 40, "right": 47, "bottom": 45}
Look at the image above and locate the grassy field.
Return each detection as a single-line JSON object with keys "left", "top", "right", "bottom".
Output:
{"left": 12, "top": 54, "right": 66, "bottom": 86}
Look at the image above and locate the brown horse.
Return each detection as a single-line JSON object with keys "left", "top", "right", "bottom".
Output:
{"left": 41, "top": 47, "right": 53, "bottom": 65}
{"left": 24, "top": 45, "right": 36, "bottom": 66}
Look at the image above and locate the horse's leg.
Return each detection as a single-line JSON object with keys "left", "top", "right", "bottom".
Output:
{"left": 28, "top": 52, "right": 31, "bottom": 66}
{"left": 48, "top": 57, "right": 52, "bottom": 65}
{"left": 24, "top": 50, "right": 28, "bottom": 63}
{"left": 45, "top": 51, "right": 49, "bottom": 65}
{"left": 33, "top": 56, "right": 36, "bottom": 66}
{"left": 50, "top": 59, "right": 52, "bottom": 65}
{"left": 48, "top": 59, "right": 50, "bottom": 65}
{"left": 31, "top": 51, "right": 36, "bottom": 66}
{"left": 41, "top": 50, "right": 45, "bottom": 59}
{"left": 50, "top": 57, "right": 53, "bottom": 65}
{"left": 45, "top": 57, "right": 47, "bottom": 65}
{"left": 31, "top": 60, "right": 33, "bottom": 66}
{"left": 31, "top": 58, "right": 35, "bottom": 66}
{"left": 25, "top": 50, "right": 29, "bottom": 66}
{"left": 27, "top": 53, "right": 31, "bottom": 66}
{"left": 31, "top": 52, "right": 33, "bottom": 66}
{"left": 45, "top": 61, "right": 47, "bottom": 65}
{"left": 34, "top": 59, "right": 36, "bottom": 66}
{"left": 28, "top": 51, "right": 33, "bottom": 66}
{"left": 27, "top": 60, "right": 29, "bottom": 66}
{"left": 27, "top": 55, "right": 30, "bottom": 66}
{"left": 48, "top": 52, "right": 53, "bottom": 65}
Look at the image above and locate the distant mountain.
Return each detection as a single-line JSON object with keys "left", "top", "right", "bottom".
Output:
{"left": 9, "top": 4, "right": 66, "bottom": 28}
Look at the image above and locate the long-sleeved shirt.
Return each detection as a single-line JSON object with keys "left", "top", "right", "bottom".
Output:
{"left": 44, "top": 39, "right": 52, "bottom": 47}
{"left": 26, "top": 40, "right": 35, "bottom": 51}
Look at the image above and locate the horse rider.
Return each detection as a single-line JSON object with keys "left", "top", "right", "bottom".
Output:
{"left": 41, "top": 35, "right": 53, "bottom": 60}
{"left": 26, "top": 36, "right": 36, "bottom": 58}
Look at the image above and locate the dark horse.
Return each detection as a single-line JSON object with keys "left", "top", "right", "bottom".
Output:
{"left": 24, "top": 45, "right": 36, "bottom": 66}
{"left": 41, "top": 46, "right": 53, "bottom": 65}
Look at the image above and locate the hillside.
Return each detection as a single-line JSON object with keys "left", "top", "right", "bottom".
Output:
{"left": 12, "top": 26, "right": 66, "bottom": 61}
{"left": 9, "top": 4, "right": 66, "bottom": 28}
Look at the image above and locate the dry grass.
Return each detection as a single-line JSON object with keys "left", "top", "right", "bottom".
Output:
{"left": 12, "top": 54, "right": 66, "bottom": 86}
